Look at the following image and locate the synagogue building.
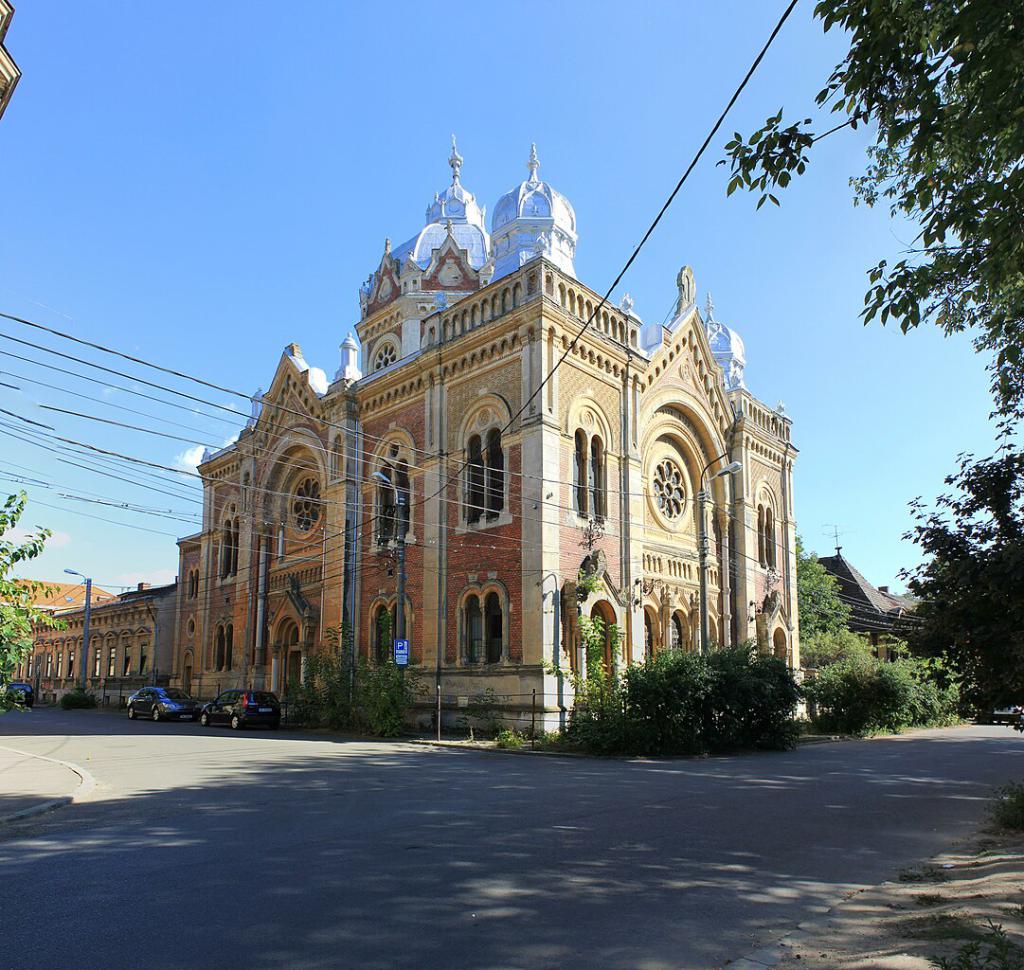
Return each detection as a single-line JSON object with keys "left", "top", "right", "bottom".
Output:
{"left": 172, "top": 141, "right": 799, "bottom": 726}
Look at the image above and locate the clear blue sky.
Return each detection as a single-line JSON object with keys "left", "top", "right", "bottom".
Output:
{"left": 0, "top": 1, "right": 997, "bottom": 594}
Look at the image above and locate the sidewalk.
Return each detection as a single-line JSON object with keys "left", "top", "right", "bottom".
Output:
{"left": 730, "top": 831, "right": 1024, "bottom": 969}
{"left": 0, "top": 743, "right": 95, "bottom": 823}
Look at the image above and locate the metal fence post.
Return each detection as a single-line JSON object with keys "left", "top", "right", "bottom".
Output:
{"left": 531, "top": 688, "right": 537, "bottom": 747}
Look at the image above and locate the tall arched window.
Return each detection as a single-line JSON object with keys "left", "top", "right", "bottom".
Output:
{"left": 573, "top": 430, "right": 588, "bottom": 516}
{"left": 466, "top": 436, "right": 486, "bottom": 525}
{"left": 671, "top": 613, "right": 686, "bottom": 651}
{"left": 463, "top": 595, "right": 482, "bottom": 663}
{"left": 214, "top": 625, "right": 225, "bottom": 670}
{"left": 589, "top": 435, "right": 605, "bottom": 520}
{"left": 485, "top": 430, "right": 504, "bottom": 520}
{"left": 225, "top": 624, "right": 234, "bottom": 670}
{"left": 757, "top": 504, "right": 767, "bottom": 567}
{"left": 376, "top": 460, "right": 411, "bottom": 543}
{"left": 484, "top": 592, "right": 503, "bottom": 664}
{"left": 764, "top": 506, "right": 776, "bottom": 569}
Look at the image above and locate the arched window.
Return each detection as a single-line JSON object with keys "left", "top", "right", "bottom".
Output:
{"left": 372, "top": 604, "right": 394, "bottom": 663}
{"left": 644, "top": 610, "right": 655, "bottom": 661}
{"left": 225, "top": 624, "right": 234, "bottom": 670}
{"left": 484, "top": 592, "right": 503, "bottom": 664}
{"left": 463, "top": 595, "right": 482, "bottom": 663}
{"left": 589, "top": 435, "right": 605, "bottom": 520}
{"left": 466, "top": 435, "right": 485, "bottom": 525}
{"left": 485, "top": 429, "right": 504, "bottom": 519}
{"left": 231, "top": 520, "right": 240, "bottom": 575}
{"left": 376, "top": 460, "right": 410, "bottom": 543}
{"left": 671, "top": 613, "right": 686, "bottom": 651}
{"left": 214, "top": 625, "right": 225, "bottom": 670}
{"left": 573, "top": 429, "right": 588, "bottom": 516}
{"left": 765, "top": 507, "right": 776, "bottom": 569}
{"left": 757, "top": 504, "right": 766, "bottom": 567}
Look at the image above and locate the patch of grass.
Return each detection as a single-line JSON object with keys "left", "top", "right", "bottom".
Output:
{"left": 904, "top": 913, "right": 986, "bottom": 943}
{"left": 900, "top": 865, "right": 951, "bottom": 884}
{"left": 930, "top": 920, "right": 1024, "bottom": 970}
{"left": 991, "top": 783, "right": 1024, "bottom": 832}
{"left": 917, "top": 893, "right": 947, "bottom": 907}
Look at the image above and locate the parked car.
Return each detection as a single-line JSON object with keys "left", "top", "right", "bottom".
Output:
{"left": 6, "top": 682, "right": 34, "bottom": 707}
{"left": 127, "top": 687, "right": 201, "bottom": 722}
{"left": 200, "top": 690, "right": 281, "bottom": 730}
{"left": 977, "top": 703, "right": 1023, "bottom": 726}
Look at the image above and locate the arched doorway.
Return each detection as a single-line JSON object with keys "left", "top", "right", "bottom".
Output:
{"left": 643, "top": 608, "right": 656, "bottom": 661}
{"left": 773, "top": 627, "right": 787, "bottom": 662}
{"left": 182, "top": 651, "right": 193, "bottom": 696}
{"left": 670, "top": 611, "right": 689, "bottom": 652}
{"left": 590, "top": 600, "right": 617, "bottom": 673}
{"left": 276, "top": 619, "right": 301, "bottom": 694}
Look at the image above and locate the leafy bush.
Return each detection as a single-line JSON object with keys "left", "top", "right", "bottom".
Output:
{"left": 60, "top": 688, "right": 97, "bottom": 710}
{"left": 566, "top": 644, "right": 800, "bottom": 757}
{"left": 800, "top": 628, "right": 874, "bottom": 669}
{"left": 804, "top": 656, "right": 959, "bottom": 735}
{"left": 991, "top": 782, "right": 1024, "bottom": 831}
{"left": 495, "top": 728, "right": 527, "bottom": 750}
{"left": 285, "top": 626, "right": 417, "bottom": 737}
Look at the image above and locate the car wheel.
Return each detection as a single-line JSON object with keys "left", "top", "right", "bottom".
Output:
{"left": 200, "top": 712, "right": 210, "bottom": 727}
{"left": 127, "top": 705, "right": 136, "bottom": 720}
{"left": 151, "top": 706, "right": 161, "bottom": 722}
{"left": 268, "top": 720, "right": 280, "bottom": 731}
{"left": 230, "top": 714, "right": 242, "bottom": 731}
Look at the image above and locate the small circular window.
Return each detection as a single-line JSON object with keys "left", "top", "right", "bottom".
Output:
{"left": 293, "top": 478, "right": 321, "bottom": 532}
{"left": 653, "top": 459, "right": 686, "bottom": 521}
{"left": 374, "top": 343, "right": 397, "bottom": 371}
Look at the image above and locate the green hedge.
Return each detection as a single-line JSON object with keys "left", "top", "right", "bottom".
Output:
{"left": 60, "top": 688, "right": 97, "bottom": 710}
{"left": 803, "top": 656, "right": 959, "bottom": 735}
{"left": 568, "top": 645, "right": 801, "bottom": 756}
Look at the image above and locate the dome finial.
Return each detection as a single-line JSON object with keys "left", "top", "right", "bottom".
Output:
{"left": 705, "top": 291, "right": 716, "bottom": 322}
{"left": 527, "top": 142, "right": 540, "bottom": 182}
{"left": 449, "top": 134, "right": 463, "bottom": 184}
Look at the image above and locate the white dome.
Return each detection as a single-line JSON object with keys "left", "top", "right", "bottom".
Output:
{"left": 491, "top": 144, "right": 577, "bottom": 282}
{"left": 704, "top": 294, "right": 747, "bottom": 390}
{"left": 390, "top": 136, "right": 490, "bottom": 271}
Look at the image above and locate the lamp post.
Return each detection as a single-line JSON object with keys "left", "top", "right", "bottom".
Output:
{"left": 697, "top": 457, "right": 742, "bottom": 654}
{"left": 373, "top": 472, "right": 407, "bottom": 659}
{"left": 64, "top": 568, "right": 92, "bottom": 688}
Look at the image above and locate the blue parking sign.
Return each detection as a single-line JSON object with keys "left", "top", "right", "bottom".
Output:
{"left": 394, "top": 638, "right": 409, "bottom": 666}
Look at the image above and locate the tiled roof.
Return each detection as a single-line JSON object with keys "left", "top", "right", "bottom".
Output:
{"left": 14, "top": 579, "right": 117, "bottom": 611}
{"left": 818, "top": 553, "right": 917, "bottom": 635}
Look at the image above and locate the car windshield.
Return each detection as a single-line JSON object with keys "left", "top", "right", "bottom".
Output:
{"left": 161, "top": 689, "right": 190, "bottom": 700}
{"left": 250, "top": 692, "right": 277, "bottom": 704}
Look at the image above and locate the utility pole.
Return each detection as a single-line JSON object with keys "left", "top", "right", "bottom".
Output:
{"left": 698, "top": 457, "right": 742, "bottom": 653}
{"left": 395, "top": 489, "right": 407, "bottom": 656}
{"left": 65, "top": 569, "right": 92, "bottom": 689}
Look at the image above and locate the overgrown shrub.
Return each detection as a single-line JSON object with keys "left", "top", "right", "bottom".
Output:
{"left": 60, "top": 688, "right": 97, "bottom": 710}
{"left": 991, "top": 782, "right": 1024, "bottom": 831}
{"left": 566, "top": 643, "right": 800, "bottom": 756}
{"left": 495, "top": 728, "right": 527, "bottom": 750}
{"left": 285, "top": 626, "right": 417, "bottom": 737}
{"left": 804, "top": 656, "right": 959, "bottom": 735}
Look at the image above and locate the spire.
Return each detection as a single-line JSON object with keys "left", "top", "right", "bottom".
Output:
{"left": 449, "top": 134, "right": 463, "bottom": 184}
{"left": 527, "top": 142, "right": 540, "bottom": 182}
{"left": 705, "top": 291, "right": 716, "bottom": 322}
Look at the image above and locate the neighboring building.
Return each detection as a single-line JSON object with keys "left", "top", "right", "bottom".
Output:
{"left": 818, "top": 551, "right": 917, "bottom": 658}
{"left": 22, "top": 582, "right": 178, "bottom": 704}
{"left": 15, "top": 579, "right": 116, "bottom": 613}
{"left": 172, "top": 141, "right": 799, "bottom": 726}
{"left": 0, "top": 1, "right": 20, "bottom": 121}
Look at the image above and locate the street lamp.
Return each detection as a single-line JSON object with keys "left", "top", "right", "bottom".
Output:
{"left": 372, "top": 471, "right": 407, "bottom": 660}
{"left": 697, "top": 457, "right": 742, "bottom": 654}
{"left": 64, "top": 568, "right": 92, "bottom": 688}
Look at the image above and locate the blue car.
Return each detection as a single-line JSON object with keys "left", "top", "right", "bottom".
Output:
{"left": 7, "top": 682, "right": 34, "bottom": 707}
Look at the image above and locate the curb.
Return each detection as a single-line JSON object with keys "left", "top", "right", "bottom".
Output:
{"left": 0, "top": 743, "right": 97, "bottom": 825}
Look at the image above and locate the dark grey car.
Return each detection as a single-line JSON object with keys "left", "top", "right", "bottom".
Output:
{"left": 127, "top": 687, "right": 200, "bottom": 722}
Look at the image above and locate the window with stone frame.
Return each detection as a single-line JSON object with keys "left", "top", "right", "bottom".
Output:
{"left": 373, "top": 341, "right": 398, "bottom": 372}
{"left": 293, "top": 478, "right": 321, "bottom": 532}
{"left": 465, "top": 430, "right": 504, "bottom": 525}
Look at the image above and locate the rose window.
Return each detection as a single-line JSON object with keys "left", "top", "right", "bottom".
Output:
{"left": 293, "top": 478, "right": 321, "bottom": 532}
{"left": 374, "top": 343, "right": 397, "bottom": 371}
{"left": 653, "top": 459, "right": 686, "bottom": 521}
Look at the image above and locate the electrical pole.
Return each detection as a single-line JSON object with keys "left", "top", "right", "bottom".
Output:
{"left": 395, "top": 490, "right": 407, "bottom": 657}
{"left": 698, "top": 457, "right": 742, "bottom": 654}
{"left": 82, "top": 577, "right": 92, "bottom": 689}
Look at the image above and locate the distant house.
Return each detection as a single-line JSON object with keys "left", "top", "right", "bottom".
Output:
{"left": 818, "top": 552, "right": 917, "bottom": 659}
{"left": 15, "top": 579, "right": 116, "bottom": 613}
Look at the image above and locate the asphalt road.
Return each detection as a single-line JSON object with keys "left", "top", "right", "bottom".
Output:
{"left": 1, "top": 709, "right": 1022, "bottom": 970}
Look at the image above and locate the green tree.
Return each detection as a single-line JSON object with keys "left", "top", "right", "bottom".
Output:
{"left": 800, "top": 627, "right": 872, "bottom": 670}
{"left": 796, "top": 537, "right": 850, "bottom": 643}
{"left": 721, "top": 1, "right": 1024, "bottom": 418}
{"left": 901, "top": 445, "right": 1024, "bottom": 709}
{"left": 1, "top": 493, "right": 63, "bottom": 711}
